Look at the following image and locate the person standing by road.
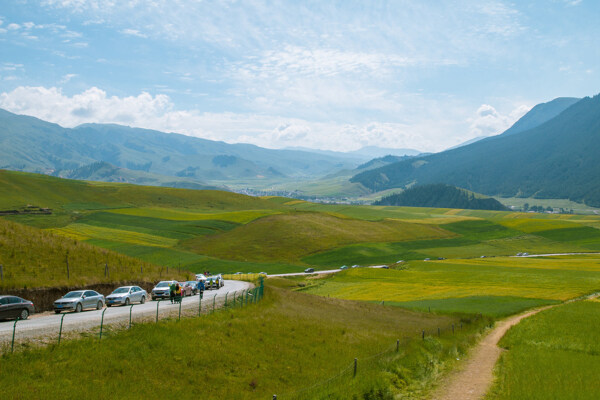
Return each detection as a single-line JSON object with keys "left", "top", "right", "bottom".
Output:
{"left": 169, "top": 282, "right": 176, "bottom": 304}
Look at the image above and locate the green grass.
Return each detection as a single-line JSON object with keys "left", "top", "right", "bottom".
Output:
{"left": 185, "top": 212, "right": 453, "bottom": 263}
{"left": 300, "top": 256, "right": 600, "bottom": 314}
{"left": 0, "top": 218, "right": 187, "bottom": 289}
{"left": 5, "top": 170, "right": 600, "bottom": 286}
{"left": 487, "top": 300, "right": 600, "bottom": 400}
{"left": 387, "top": 296, "right": 559, "bottom": 318}
{"left": 0, "top": 286, "right": 488, "bottom": 399}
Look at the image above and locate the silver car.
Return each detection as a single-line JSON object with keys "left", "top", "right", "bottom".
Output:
{"left": 54, "top": 290, "right": 105, "bottom": 313}
{"left": 151, "top": 280, "right": 178, "bottom": 300}
{"left": 106, "top": 286, "right": 148, "bottom": 307}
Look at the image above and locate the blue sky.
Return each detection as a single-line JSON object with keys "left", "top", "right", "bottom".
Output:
{"left": 0, "top": 0, "right": 598, "bottom": 152}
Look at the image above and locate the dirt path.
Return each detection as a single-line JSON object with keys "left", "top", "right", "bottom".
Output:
{"left": 429, "top": 306, "right": 554, "bottom": 400}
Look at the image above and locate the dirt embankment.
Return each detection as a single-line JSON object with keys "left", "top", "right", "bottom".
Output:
{"left": 3, "top": 281, "right": 158, "bottom": 312}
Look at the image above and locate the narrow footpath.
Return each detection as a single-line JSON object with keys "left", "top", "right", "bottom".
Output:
{"left": 429, "top": 306, "right": 554, "bottom": 400}
{"left": 431, "top": 291, "right": 600, "bottom": 400}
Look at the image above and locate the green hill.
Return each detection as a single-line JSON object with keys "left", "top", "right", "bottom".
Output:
{"left": 351, "top": 95, "right": 600, "bottom": 205}
{"left": 0, "top": 109, "right": 362, "bottom": 187}
{"left": 374, "top": 184, "right": 508, "bottom": 211}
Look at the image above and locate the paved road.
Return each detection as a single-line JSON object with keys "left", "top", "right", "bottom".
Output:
{"left": 269, "top": 265, "right": 388, "bottom": 278}
{"left": 0, "top": 280, "right": 251, "bottom": 343}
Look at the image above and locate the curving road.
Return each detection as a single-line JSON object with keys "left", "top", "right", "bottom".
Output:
{"left": 0, "top": 280, "right": 252, "bottom": 344}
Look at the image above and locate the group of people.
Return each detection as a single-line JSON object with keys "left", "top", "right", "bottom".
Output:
{"left": 169, "top": 280, "right": 205, "bottom": 304}
{"left": 169, "top": 282, "right": 182, "bottom": 304}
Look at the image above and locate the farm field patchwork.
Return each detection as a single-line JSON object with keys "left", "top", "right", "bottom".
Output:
{"left": 4, "top": 170, "right": 600, "bottom": 285}
{"left": 299, "top": 256, "right": 600, "bottom": 316}
{"left": 487, "top": 300, "right": 600, "bottom": 400}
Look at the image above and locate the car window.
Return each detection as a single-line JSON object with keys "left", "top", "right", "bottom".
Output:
{"left": 131, "top": 287, "right": 138, "bottom": 292}
{"left": 0, "top": 298, "right": 8, "bottom": 305}
{"left": 84, "top": 291, "right": 97, "bottom": 297}
{"left": 112, "top": 287, "right": 129, "bottom": 294}
{"left": 64, "top": 291, "right": 84, "bottom": 298}
{"left": 8, "top": 297, "right": 22, "bottom": 304}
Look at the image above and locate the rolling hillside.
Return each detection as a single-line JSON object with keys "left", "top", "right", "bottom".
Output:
{"left": 374, "top": 184, "right": 508, "bottom": 211}
{"left": 351, "top": 95, "right": 600, "bottom": 205}
{"left": 0, "top": 109, "right": 362, "bottom": 187}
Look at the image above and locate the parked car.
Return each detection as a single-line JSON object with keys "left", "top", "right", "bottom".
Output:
{"left": 178, "top": 282, "right": 194, "bottom": 297}
{"left": 151, "top": 280, "right": 178, "bottom": 300}
{"left": 106, "top": 286, "right": 147, "bottom": 307}
{"left": 195, "top": 273, "right": 207, "bottom": 282}
{"left": 258, "top": 272, "right": 268, "bottom": 276}
{"left": 304, "top": 268, "right": 315, "bottom": 273}
{"left": 206, "top": 275, "right": 224, "bottom": 290}
{"left": 54, "top": 290, "right": 104, "bottom": 313}
{"left": 340, "top": 265, "right": 348, "bottom": 270}
{"left": 183, "top": 281, "right": 199, "bottom": 295}
{"left": 0, "top": 295, "right": 35, "bottom": 321}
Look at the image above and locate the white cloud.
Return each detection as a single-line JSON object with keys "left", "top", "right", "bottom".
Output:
{"left": 0, "top": 85, "right": 470, "bottom": 152}
{"left": 121, "top": 28, "right": 147, "bottom": 38}
{"left": 7, "top": 23, "right": 21, "bottom": 30}
{"left": 59, "top": 73, "right": 77, "bottom": 83}
{"left": 468, "top": 103, "right": 530, "bottom": 137}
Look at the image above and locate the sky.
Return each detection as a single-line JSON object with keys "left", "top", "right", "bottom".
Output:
{"left": 0, "top": 0, "right": 598, "bottom": 153}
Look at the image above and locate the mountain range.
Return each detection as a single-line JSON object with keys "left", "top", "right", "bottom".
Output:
{"left": 352, "top": 95, "right": 600, "bottom": 206}
{"left": 0, "top": 109, "right": 375, "bottom": 188}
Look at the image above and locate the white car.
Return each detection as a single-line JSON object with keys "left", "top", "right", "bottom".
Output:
{"left": 106, "top": 286, "right": 148, "bottom": 306}
{"left": 195, "top": 273, "right": 207, "bottom": 282}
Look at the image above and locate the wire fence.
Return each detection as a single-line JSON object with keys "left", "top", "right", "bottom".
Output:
{"left": 273, "top": 312, "right": 486, "bottom": 399}
{"left": 0, "top": 278, "right": 265, "bottom": 354}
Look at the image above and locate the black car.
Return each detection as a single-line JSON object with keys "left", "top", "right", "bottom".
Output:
{"left": 304, "top": 268, "right": 315, "bottom": 273}
{"left": 0, "top": 295, "right": 35, "bottom": 321}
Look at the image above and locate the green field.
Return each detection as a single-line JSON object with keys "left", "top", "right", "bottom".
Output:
{"left": 0, "top": 285, "right": 488, "bottom": 399}
{"left": 299, "top": 256, "right": 600, "bottom": 315}
{"left": 487, "top": 299, "right": 600, "bottom": 400}
{"left": 4, "top": 169, "right": 600, "bottom": 288}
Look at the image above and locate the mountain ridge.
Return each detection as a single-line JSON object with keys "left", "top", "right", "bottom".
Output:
{"left": 351, "top": 95, "right": 600, "bottom": 205}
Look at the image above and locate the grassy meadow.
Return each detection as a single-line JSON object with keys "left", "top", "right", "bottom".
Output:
{"left": 0, "top": 285, "right": 489, "bottom": 399}
{"left": 487, "top": 299, "right": 600, "bottom": 400}
{"left": 4, "top": 169, "right": 600, "bottom": 289}
{"left": 0, "top": 218, "right": 188, "bottom": 289}
{"left": 297, "top": 255, "right": 600, "bottom": 316}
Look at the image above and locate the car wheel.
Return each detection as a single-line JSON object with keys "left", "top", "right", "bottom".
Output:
{"left": 140, "top": 296, "right": 146, "bottom": 304}
{"left": 152, "top": 296, "right": 156, "bottom": 301}
{"left": 107, "top": 304, "right": 112, "bottom": 307}
{"left": 96, "top": 301, "right": 103, "bottom": 310}
{"left": 20, "top": 309, "right": 29, "bottom": 320}
{"left": 54, "top": 310, "right": 61, "bottom": 314}
{"left": 125, "top": 298, "right": 130, "bottom": 306}
{"left": 75, "top": 303, "right": 82, "bottom": 313}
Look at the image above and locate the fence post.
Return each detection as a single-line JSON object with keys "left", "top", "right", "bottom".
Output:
{"left": 232, "top": 291, "right": 236, "bottom": 307}
{"left": 129, "top": 304, "right": 135, "bottom": 329}
{"left": 437, "top": 327, "right": 440, "bottom": 337}
{"left": 178, "top": 299, "right": 182, "bottom": 321}
{"left": 99, "top": 308, "right": 108, "bottom": 339}
{"left": 58, "top": 313, "right": 66, "bottom": 344}
{"left": 66, "top": 252, "right": 70, "bottom": 280}
{"left": 11, "top": 318, "right": 19, "bottom": 353}
{"left": 422, "top": 330, "right": 425, "bottom": 340}
{"left": 0, "top": 264, "right": 3, "bottom": 281}
{"left": 213, "top": 294, "right": 217, "bottom": 313}
{"left": 198, "top": 292, "right": 203, "bottom": 316}
{"left": 156, "top": 300, "right": 160, "bottom": 323}
{"left": 396, "top": 339, "right": 400, "bottom": 352}
{"left": 224, "top": 292, "right": 229, "bottom": 307}
{"left": 452, "top": 324, "right": 454, "bottom": 334}
{"left": 353, "top": 358, "right": 357, "bottom": 378}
